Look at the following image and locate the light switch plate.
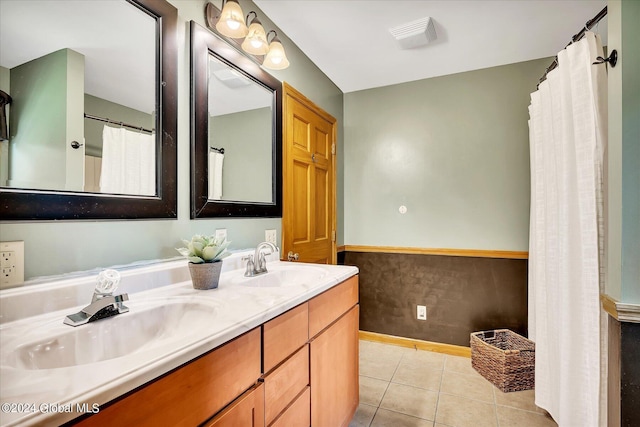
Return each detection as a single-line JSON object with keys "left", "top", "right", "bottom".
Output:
{"left": 1, "top": 241, "right": 25, "bottom": 288}
{"left": 265, "top": 229, "right": 277, "bottom": 245}
{"left": 215, "top": 229, "right": 227, "bottom": 241}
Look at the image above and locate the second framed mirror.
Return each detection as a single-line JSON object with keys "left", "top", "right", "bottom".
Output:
{"left": 190, "top": 21, "right": 282, "bottom": 218}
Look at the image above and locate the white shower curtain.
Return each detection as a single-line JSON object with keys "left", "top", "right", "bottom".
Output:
{"left": 100, "top": 125, "right": 156, "bottom": 196}
{"left": 528, "top": 32, "right": 607, "bottom": 427}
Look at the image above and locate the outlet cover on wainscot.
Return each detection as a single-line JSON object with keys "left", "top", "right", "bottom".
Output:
{"left": 417, "top": 305, "right": 427, "bottom": 320}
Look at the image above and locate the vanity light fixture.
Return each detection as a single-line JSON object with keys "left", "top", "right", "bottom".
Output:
{"left": 263, "top": 31, "right": 290, "bottom": 70}
{"left": 241, "top": 12, "right": 269, "bottom": 55}
{"left": 205, "top": 2, "right": 290, "bottom": 70}
{"left": 216, "top": 0, "right": 248, "bottom": 38}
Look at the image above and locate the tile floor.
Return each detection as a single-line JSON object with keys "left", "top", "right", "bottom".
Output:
{"left": 350, "top": 340, "right": 557, "bottom": 427}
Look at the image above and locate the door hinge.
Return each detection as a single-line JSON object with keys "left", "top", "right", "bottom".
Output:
{"left": 331, "top": 230, "right": 336, "bottom": 242}
{"left": 331, "top": 143, "right": 336, "bottom": 155}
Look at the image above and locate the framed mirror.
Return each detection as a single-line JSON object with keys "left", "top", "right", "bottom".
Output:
{"left": 0, "top": 0, "right": 177, "bottom": 220}
{"left": 190, "top": 21, "right": 282, "bottom": 218}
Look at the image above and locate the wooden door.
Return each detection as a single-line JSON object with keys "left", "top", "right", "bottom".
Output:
{"left": 282, "top": 83, "right": 337, "bottom": 264}
{"left": 310, "top": 305, "right": 359, "bottom": 427}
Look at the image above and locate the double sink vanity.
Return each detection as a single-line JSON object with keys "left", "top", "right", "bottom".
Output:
{"left": 0, "top": 253, "right": 359, "bottom": 426}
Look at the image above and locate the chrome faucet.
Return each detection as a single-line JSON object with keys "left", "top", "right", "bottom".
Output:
{"left": 64, "top": 269, "right": 129, "bottom": 327}
{"left": 244, "top": 242, "right": 278, "bottom": 277}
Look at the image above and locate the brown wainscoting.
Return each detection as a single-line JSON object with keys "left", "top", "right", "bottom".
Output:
{"left": 608, "top": 315, "right": 640, "bottom": 427}
{"left": 343, "top": 249, "right": 528, "bottom": 347}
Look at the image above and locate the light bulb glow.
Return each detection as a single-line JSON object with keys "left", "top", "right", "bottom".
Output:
{"left": 263, "top": 39, "right": 289, "bottom": 70}
{"left": 226, "top": 19, "right": 241, "bottom": 30}
{"left": 215, "top": 0, "right": 248, "bottom": 38}
{"left": 241, "top": 21, "right": 269, "bottom": 55}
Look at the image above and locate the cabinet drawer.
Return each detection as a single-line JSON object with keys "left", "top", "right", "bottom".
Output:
{"left": 263, "top": 302, "right": 308, "bottom": 373}
{"left": 270, "top": 386, "right": 310, "bottom": 427}
{"left": 205, "top": 383, "right": 264, "bottom": 427}
{"left": 264, "top": 344, "right": 309, "bottom": 425}
{"left": 74, "top": 328, "right": 261, "bottom": 427}
{"left": 309, "top": 275, "right": 358, "bottom": 338}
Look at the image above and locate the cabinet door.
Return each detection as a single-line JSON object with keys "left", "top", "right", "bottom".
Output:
{"left": 205, "top": 383, "right": 264, "bottom": 427}
{"left": 310, "top": 305, "right": 359, "bottom": 427}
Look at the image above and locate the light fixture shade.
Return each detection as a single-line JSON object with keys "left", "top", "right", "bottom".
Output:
{"left": 241, "top": 21, "right": 269, "bottom": 55}
{"left": 215, "top": 0, "right": 248, "bottom": 38}
{"left": 263, "top": 39, "right": 290, "bottom": 70}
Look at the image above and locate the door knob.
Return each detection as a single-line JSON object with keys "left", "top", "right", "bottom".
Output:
{"left": 287, "top": 251, "right": 299, "bottom": 261}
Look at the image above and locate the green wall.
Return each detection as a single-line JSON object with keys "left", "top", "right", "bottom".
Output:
{"left": 7, "top": 49, "right": 84, "bottom": 190}
{"left": 84, "top": 94, "right": 154, "bottom": 157}
{"left": 210, "top": 107, "right": 272, "bottom": 202}
{"left": 620, "top": 0, "right": 640, "bottom": 303}
{"left": 0, "top": 0, "right": 343, "bottom": 281}
{"left": 607, "top": 0, "right": 640, "bottom": 304}
{"left": 344, "top": 58, "right": 551, "bottom": 251}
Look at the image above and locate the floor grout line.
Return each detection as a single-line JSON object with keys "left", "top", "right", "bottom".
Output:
{"left": 493, "top": 382, "right": 500, "bottom": 427}
{"left": 357, "top": 340, "right": 554, "bottom": 427}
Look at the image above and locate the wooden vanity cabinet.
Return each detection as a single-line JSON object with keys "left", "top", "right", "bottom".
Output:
{"left": 73, "top": 328, "right": 261, "bottom": 427}
{"left": 310, "top": 305, "right": 359, "bottom": 427}
{"left": 309, "top": 276, "right": 359, "bottom": 427}
{"left": 204, "top": 383, "right": 264, "bottom": 427}
{"left": 263, "top": 345, "right": 310, "bottom": 425}
{"left": 263, "top": 302, "right": 309, "bottom": 373}
{"left": 260, "top": 274, "right": 359, "bottom": 427}
{"left": 270, "top": 386, "right": 311, "bottom": 427}
{"left": 71, "top": 275, "right": 358, "bottom": 427}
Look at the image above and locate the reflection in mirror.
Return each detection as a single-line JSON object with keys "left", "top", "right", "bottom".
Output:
{"left": 191, "top": 21, "right": 282, "bottom": 218}
{"left": 0, "top": 0, "right": 156, "bottom": 196}
{"left": 0, "top": 0, "right": 177, "bottom": 221}
{"left": 208, "top": 55, "right": 273, "bottom": 203}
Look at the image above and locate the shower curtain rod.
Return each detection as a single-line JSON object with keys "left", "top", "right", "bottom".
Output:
{"left": 538, "top": 6, "right": 607, "bottom": 85}
{"left": 84, "top": 113, "right": 154, "bottom": 134}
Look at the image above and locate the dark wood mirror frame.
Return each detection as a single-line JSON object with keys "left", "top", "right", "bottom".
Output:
{"left": 0, "top": 0, "right": 178, "bottom": 221}
{"left": 190, "top": 21, "right": 282, "bottom": 218}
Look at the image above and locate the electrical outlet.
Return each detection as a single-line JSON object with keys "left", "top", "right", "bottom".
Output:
{"left": 265, "top": 229, "right": 277, "bottom": 245}
{"left": 417, "top": 305, "right": 427, "bottom": 320}
{"left": 1, "top": 241, "right": 25, "bottom": 288}
{"left": 215, "top": 229, "right": 227, "bottom": 241}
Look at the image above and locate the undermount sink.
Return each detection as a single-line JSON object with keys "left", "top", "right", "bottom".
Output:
{"left": 4, "top": 298, "right": 222, "bottom": 370}
{"left": 226, "top": 262, "right": 329, "bottom": 288}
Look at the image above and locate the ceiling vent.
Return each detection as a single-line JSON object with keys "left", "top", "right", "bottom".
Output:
{"left": 389, "top": 17, "right": 437, "bottom": 49}
{"left": 210, "top": 60, "right": 251, "bottom": 89}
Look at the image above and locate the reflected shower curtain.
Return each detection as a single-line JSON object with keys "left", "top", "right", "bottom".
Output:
{"left": 528, "top": 32, "right": 607, "bottom": 427}
{"left": 100, "top": 126, "right": 156, "bottom": 196}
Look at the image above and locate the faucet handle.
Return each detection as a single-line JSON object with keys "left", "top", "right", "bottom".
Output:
{"left": 243, "top": 255, "right": 255, "bottom": 277}
{"left": 257, "top": 252, "right": 267, "bottom": 272}
{"left": 95, "top": 269, "right": 121, "bottom": 295}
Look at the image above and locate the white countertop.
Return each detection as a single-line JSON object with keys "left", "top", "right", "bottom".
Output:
{"left": 0, "top": 257, "right": 358, "bottom": 426}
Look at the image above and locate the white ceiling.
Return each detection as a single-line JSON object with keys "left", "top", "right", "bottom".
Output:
{"left": 254, "top": 0, "right": 608, "bottom": 93}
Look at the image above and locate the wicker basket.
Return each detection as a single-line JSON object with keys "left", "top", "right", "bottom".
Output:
{"left": 470, "top": 329, "right": 535, "bottom": 393}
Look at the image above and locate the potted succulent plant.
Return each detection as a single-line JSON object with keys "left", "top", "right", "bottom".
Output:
{"left": 177, "top": 234, "right": 231, "bottom": 290}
